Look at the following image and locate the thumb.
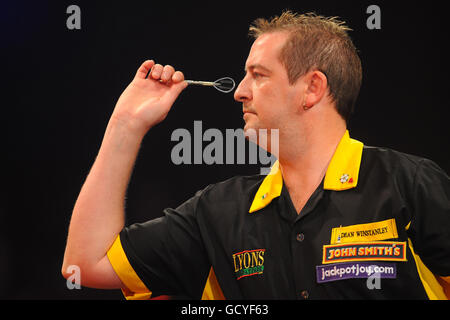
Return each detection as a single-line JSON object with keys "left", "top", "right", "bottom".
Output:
{"left": 162, "top": 80, "right": 189, "bottom": 106}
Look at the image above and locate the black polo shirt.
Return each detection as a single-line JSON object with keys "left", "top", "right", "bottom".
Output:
{"left": 107, "top": 131, "right": 450, "bottom": 299}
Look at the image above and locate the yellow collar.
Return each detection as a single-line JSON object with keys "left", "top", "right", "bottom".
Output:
{"left": 248, "top": 130, "right": 364, "bottom": 213}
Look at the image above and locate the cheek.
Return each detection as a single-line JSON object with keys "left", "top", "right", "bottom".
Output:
{"left": 254, "top": 82, "right": 282, "bottom": 109}
{"left": 256, "top": 82, "right": 291, "bottom": 115}
{"left": 256, "top": 80, "right": 276, "bottom": 96}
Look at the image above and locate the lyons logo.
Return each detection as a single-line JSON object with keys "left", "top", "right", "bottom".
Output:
{"left": 232, "top": 249, "right": 265, "bottom": 280}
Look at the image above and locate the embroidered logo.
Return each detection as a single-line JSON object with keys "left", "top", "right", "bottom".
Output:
{"left": 232, "top": 249, "right": 266, "bottom": 280}
{"left": 316, "top": 262, "right": 397, "bottom": 283}
{"left": 339, "top": 173, "right": 353, "bottom": 184}
{"left": 322, "top": 241, "right": 407, "bottom": 264}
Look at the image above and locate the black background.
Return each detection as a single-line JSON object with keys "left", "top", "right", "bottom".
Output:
{"left": 1, "top": 0, "right": 449, "bottom": 299}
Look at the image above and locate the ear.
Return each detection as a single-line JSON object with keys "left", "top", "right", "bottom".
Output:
{"left": 303, "top": 70, "right": 328, "bottom": 109}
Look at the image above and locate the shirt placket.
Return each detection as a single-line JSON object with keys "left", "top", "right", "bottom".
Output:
{"left": 283, "top": 183, "right": 326, "bottom": 299}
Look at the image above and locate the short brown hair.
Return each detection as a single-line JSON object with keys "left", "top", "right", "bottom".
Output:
{"left": 249, "top": 10, "right": 362, "bottom": 122}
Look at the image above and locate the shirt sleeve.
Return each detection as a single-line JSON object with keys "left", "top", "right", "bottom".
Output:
{"left": 407, "top": 159, "right": 450, "bottom": 277}
{"left": 107, "top": 188, "right": 211, "bottom": 299}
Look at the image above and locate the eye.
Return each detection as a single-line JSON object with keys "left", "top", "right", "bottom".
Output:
{"left": 253, "top": 72, "right": 263, "bottom": 79}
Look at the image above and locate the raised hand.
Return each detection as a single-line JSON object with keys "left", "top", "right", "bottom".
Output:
{"left": 111, "top": 60, "right": 188, "bottom": 136}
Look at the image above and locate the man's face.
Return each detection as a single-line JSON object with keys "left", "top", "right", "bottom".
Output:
{"left": 234, "top": 32, "right": 302, "bottom": 137}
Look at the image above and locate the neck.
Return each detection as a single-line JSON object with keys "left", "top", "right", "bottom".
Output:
{"left": 278, "top": 119, "right": 346, "bottom": 190}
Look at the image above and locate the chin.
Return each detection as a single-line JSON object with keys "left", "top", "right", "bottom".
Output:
{"left": 243, "top": 122, "right": 259, "bottom": 143}
{"left": 247, "top": 125, "right": 273, "bottom": 148}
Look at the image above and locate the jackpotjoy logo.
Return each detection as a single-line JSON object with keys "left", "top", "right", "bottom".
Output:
{"left": 316, "top": 261, "right": 397, "bottom": 286}
{"left": 170, "top": 121, "right": 279, "bottom": 175}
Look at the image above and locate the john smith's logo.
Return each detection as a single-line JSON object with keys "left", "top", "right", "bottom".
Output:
{"left": 232, "top": 249, "right": 266, "bottom": 280}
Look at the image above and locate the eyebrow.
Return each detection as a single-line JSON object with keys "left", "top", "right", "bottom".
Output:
{"left": 244, "top": 63, "right": 272, "bottom": 74}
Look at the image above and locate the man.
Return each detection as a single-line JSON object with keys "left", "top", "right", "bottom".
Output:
{"left": 62, "top": 11, "right": 450, "bottom": 299}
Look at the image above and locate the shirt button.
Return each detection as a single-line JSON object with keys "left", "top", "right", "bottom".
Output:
{"left": 300, "top": 290, "right": 309, "bottom": 299}
{"left": 296, "top": 233, "right": 305, "bottom": 242}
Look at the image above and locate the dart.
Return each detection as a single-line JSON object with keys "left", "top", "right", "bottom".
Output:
{"left": 185, "top": 77, "right": 236, "bottom": 93}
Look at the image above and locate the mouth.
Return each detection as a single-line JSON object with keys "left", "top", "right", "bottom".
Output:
{"left": 242, "top": 110, "right": 256, "bottom": 122}
{"left": 243, "top": 108, "right": 256, "bottom": 115}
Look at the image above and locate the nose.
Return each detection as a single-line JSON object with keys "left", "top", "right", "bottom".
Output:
{"left": 234, "top": 75, "right": 252, "bottom": 103}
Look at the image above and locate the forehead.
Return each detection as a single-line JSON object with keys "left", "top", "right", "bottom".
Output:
{"left": 245, "top": 31, "right": 290, "bottom": 69}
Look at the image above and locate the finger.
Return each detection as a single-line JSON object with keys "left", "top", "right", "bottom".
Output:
{"left": 150, "top": 64, "right": 164, "bottom": 80}
{"left": 160, "top": 65, "right": 175, "bottom": 83}
{"left": 135, "top": 60, "right": 155, "bottom": 79}
{"left": 172, "top": 71, "right": 185, "bottom": 83}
